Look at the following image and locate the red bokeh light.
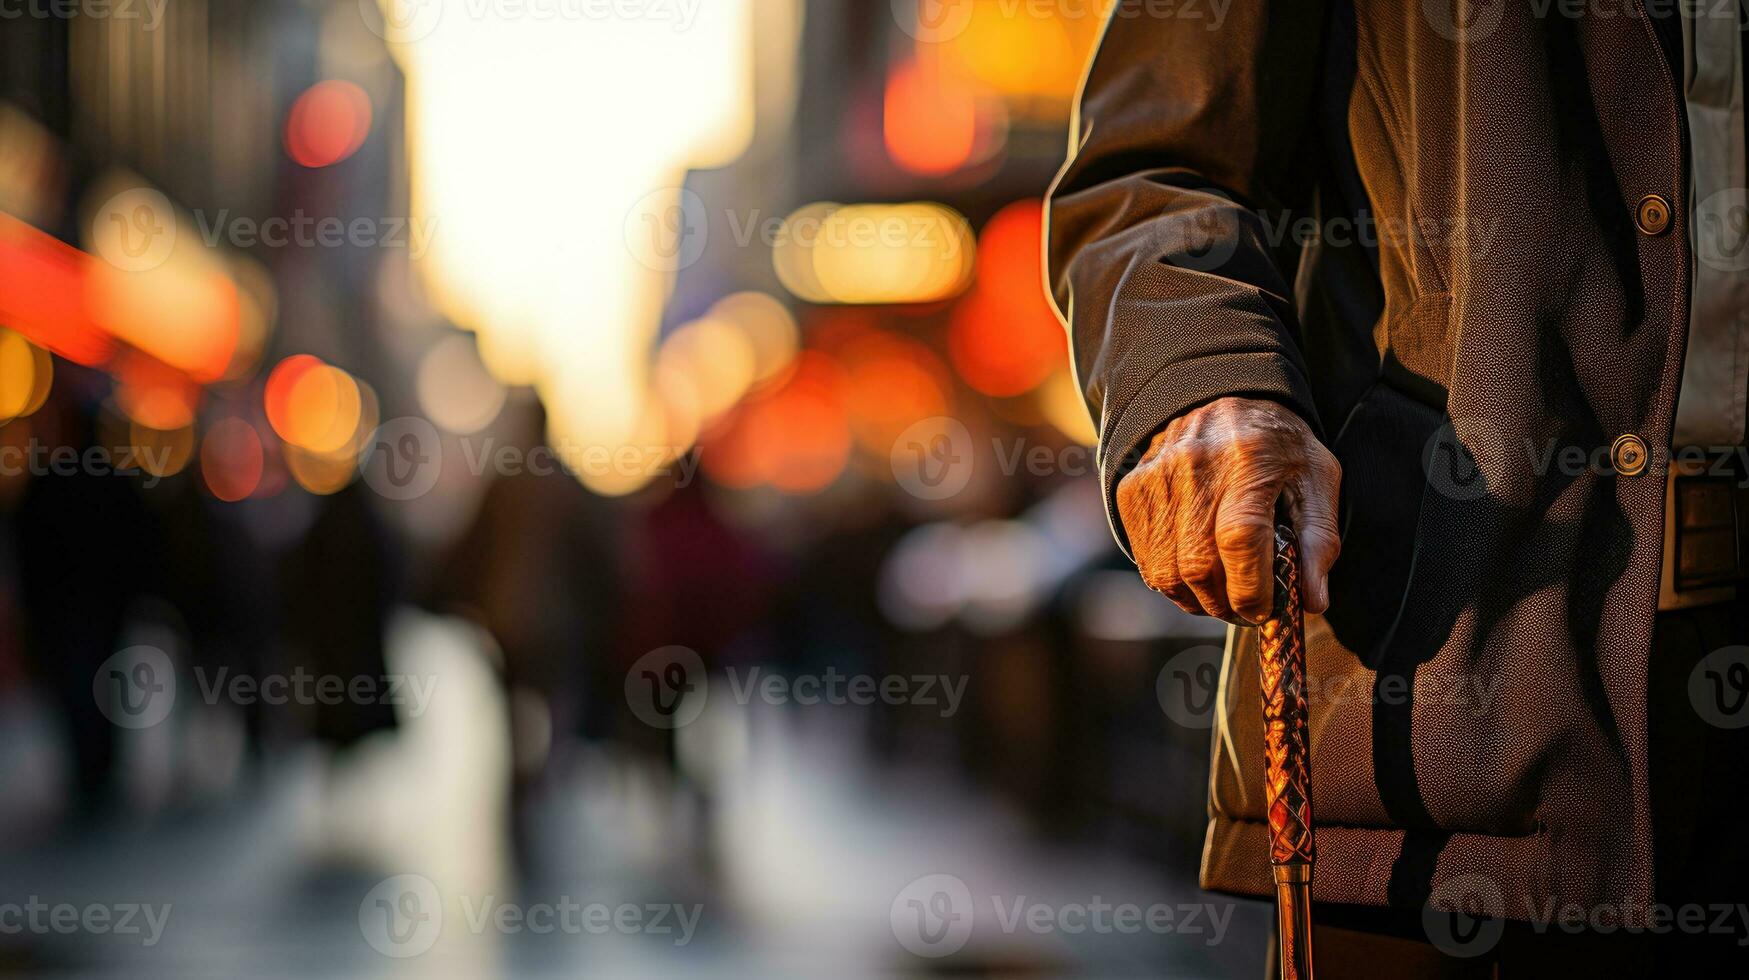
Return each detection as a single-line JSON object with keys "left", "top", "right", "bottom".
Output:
{"left": 284, "top": 81, "right": 373, "bottom": 169}
{"left": 948, "top": 199, "right": 1067, "bottom": 397}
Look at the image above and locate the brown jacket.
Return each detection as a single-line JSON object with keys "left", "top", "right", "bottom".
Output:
{"left": 1048, "top": 2, "right": 1686, "bottom": 918}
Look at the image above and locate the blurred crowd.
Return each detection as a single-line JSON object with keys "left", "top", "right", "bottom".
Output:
{"left": 0, "top": 1, "right": 1240, "bottom": 974}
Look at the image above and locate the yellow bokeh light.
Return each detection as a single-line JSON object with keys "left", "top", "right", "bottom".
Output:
{"left": 656, "top": 317, "right": 758, "bottom": 424}
{"left": 128, "top": 420, "right": 196, "bottom": 478}
{"left": 0, "top": 330, "right": 52, "bottom": 422}
{"left": 709, "top": 291, "right": 798, "bottom": 384}
{"left": 776, "top": 202, "right": 975, "bottom": 305}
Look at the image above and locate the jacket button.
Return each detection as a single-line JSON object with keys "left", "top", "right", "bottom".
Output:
{"left": 1612, "top": 434, "right": 1649, "bottom": 476}
{"left": 1635, "top": 194, "right": 1672, "bottom": 235}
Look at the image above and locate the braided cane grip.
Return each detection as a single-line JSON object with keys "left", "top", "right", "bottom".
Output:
{"left": 1259, "top": 523, "right": 1315, "bottom": 979}
{"left": 1260, "top": 524, "right": 1314, "bottom": 867}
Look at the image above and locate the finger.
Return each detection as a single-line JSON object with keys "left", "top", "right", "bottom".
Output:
{"left": 1214, "top": 485, "right": 1278, "bottom": 624}
{"left": 1146, "top": 547, "right": 1205, "bottom": 616}
{"left": 1174, "top": 492, "right": 1237, "bottom": 623}
{"left": 1288, "top": 458, "right": 1342, "bottom": 614}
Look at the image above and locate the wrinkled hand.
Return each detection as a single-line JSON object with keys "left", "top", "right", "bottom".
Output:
{"left": 1117, "top": 396, "right": 1341, "bottom": 625}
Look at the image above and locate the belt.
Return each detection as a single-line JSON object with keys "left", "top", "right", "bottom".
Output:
{"left": 1658, "top": 456, "right": 1749, "bottom": 611}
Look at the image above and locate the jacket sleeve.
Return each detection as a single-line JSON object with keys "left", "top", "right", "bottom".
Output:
{"left": 1046, "top": 0, "right": 1330, "bottom": 557}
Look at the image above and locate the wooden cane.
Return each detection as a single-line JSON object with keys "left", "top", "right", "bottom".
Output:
{"left": 1259, "top": 523, "right": 1315, "bottom": 980}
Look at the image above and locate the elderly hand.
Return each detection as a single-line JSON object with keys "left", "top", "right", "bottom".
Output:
{"left": 1117, "top": 396, "right": 1341, "bottom": 625}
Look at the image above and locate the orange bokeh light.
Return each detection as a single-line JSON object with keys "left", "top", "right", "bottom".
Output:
{"left": 884, "top": 57, "right": 977, "bottom": 177}
{"left": 948, "top": 199, "right": 1067, "bottom": 397}
{"left": 264, "top": 354, "right": 363, "bottom": 454}
{"left": 703, "top": 351, "right": 852, "bottom": 494}
{"left": 284, "top": 81, "right": 372, "bottom": 169}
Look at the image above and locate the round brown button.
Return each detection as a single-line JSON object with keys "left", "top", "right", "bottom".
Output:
{"left": 1635, "top": 194, "right": 1672, "bottom": 235}
{"left": 1611, "top": 434, "right": 1649, "bottom": 476}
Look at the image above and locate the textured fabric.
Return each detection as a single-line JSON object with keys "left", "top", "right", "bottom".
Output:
{"left": 1048, "top": 2, "right": 1690, "bottom": 919}
{"left": 1674, "top": 0, "right": 1749, "bottom": 447}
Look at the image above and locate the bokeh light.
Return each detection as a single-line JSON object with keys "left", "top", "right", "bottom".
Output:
{"left": 948, "top": 199, "right": 1066, "bottom": 396}
{"left": 201, "top": 417, "right": 265, "bottom": 502}
{"left": 283, "top": 80, "right": 373, "bottom": 169}
{"left": 264, "top": 354, "right": 366, "bottom": 454}
{"left": 418, "top": 333, "right": 507, "bottom": 435}
{"left": 777, "top": 202, "right": 975, "bottom": 305}
{"left": 884, "top": 56, "right": 978, "bottom": 177}
{"left": 0, "top": 329, "right": 53, "bottom": 422}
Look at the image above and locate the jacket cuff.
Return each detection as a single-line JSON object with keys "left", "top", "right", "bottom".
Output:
{"left": 1098, "top": 350, "right": 1322, "bottom": 560}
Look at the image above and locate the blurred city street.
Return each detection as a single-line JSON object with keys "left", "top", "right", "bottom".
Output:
{"left": 0, "top": 1, "right": 1270, "bottom": 976}
{"left": 0, "top": 610, "right": 1267, "bottom": 979}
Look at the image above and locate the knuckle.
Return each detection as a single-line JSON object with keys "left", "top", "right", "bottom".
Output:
{"left": 1177, "top": 545, "right": 1218, "bottom": 584}
{"left": 1214, "top": 516, "right": 1270, "bottom": 555}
